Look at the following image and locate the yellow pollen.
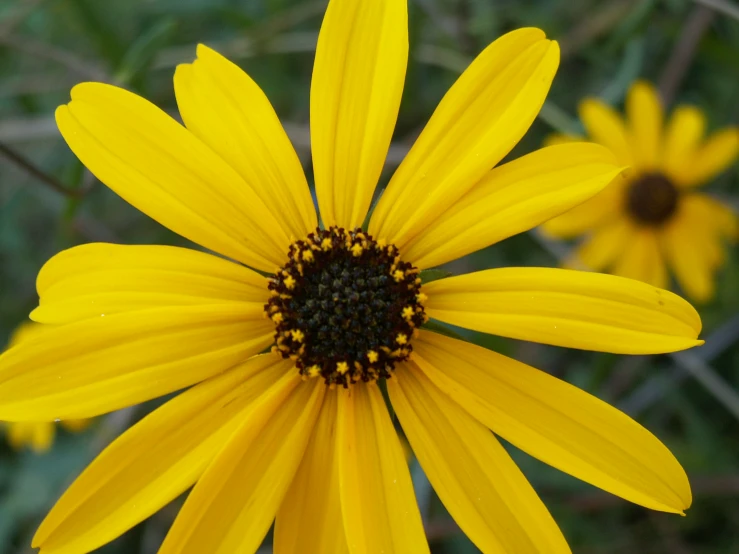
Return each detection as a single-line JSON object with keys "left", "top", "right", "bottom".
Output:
{"left": 271, "top": 312, "right": 283, "bottom": 324}
{"left": 290, "top": 329, "right": 305, "bottom": 342}
{"left": 321, "top": 238, "right": 333, "bottom": 251}
{"left": 284, "top": 275, "right": 296, "bottom": 290}
{"left": 302, "top": 249, "right": 314, "bottom": 262}
{"left": 336, "top": 361, "right": 349, "bottom": 375}
{"left": 351, "top": 243, "right": 364, "bottom": 257}
{"left": 416, "top": 292, "right": 428, "bottom": 303}
{"left": 367, "top": 350, "right": 379, "bottom": 363}
{"left": 308, "top": 365, "right": 321, "bottom": 378}
{"left": 402, "top": 306, "right": 414, "bottom": 321}
{"left": 396, "top": 333, "right": 408, "bottom": 345}
{"left": 392, "top": 269, "right": 405, "bottom": 282}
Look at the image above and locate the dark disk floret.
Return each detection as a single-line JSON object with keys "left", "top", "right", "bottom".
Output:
{"left": 626, "top": 172, "right": 679, "bottom": 226}
{"left": 265, "top": 227, "right": 428, "bottom": 387}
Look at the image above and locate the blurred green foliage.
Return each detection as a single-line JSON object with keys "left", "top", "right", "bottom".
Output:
{"left": 1, "top": 0, "right": 739, "bottom": 552}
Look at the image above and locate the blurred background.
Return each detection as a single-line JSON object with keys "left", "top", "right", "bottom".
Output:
{"left": 1, "top": 0, "right": 738, "bottom": 552}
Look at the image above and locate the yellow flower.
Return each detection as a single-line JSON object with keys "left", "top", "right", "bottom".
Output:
{"left": 2, "top": 323, "right": 93, "bottom": 453}
{"left": 0, "top": 2, "right": 702, "bottom": 553}
{"left": 543, "top": 81, "right": 739, "bottom": 302}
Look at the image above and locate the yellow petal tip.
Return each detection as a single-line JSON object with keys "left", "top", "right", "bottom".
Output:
{"left": 195, "top": 43, "right": 215, "bottom": 59}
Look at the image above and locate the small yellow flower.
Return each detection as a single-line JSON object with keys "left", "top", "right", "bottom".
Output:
{"left": 2, "top": 323, "right": 92, "bottom": 453}
{"left": 543, "top": 80, "right": 739, "bottom": 302}
{"left": 0, "top": 4, "right": 703, "bottom": 554}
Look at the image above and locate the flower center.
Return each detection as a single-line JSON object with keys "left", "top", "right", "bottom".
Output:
{"left": 625, "top": 172, "right": 679, "bottom": 226}
{"left": 265, "top": 227, "right": 427, "bottom": 387}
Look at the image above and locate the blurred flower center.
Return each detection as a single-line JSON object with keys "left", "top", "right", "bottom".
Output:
{"left": 626, "top": 173, "right": 679, "bottom": 225}
{"left": 265, "top": 227, "right": 427, "bottom": 387}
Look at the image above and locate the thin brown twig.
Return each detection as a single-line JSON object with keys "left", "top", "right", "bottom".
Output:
{"left": 694, "top": 0, "right": 739, "bottom": 20}
{"left": 564, "top": 474, "right": 739, "bottom": 513}
{"left": 0, "top": 140, "right": 86, "bottom": 198}
{"left": 0, "top": 33, "right": 107, "bottom": 81}
{"left": 658, "top": 5, "right": 716, "bottom": 106}
{"left": 0, "top": 0, "right": 47, "bottom": 38}
{"left": 558, "top": 0, "right": 636, "bottom": 59}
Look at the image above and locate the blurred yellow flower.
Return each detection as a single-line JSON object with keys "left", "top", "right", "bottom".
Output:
{"left": 2, "top": 323, "right": 92, "bottom": 453}
{"left": 543, "top": 80, "right": 739, "bottom": 302}
{"left": 0, "top": 2, "right": 703, "bottom": 554}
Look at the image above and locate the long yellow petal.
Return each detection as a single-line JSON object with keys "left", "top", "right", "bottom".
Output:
{"left": 677, "top": 127, "right": 739, "bottom": 188}
{"left": 413, "top": 331, "right": 692, "bottom": 513}
{"left": 0, "top": 304, "right": 273, "bottom": 420}
{"left": 311, "top": 0, "right": 407, "bottom": 229}
{"left": 33, "top": 355, "right": 292, "bottom": 554}
{"left": 158, "top": 375, "right": 324, "bottom": 554}
{"left": 579, "top": 98, "right": 633, "bottom": 166}
{"left": 611, "top": 228, "right": 668, "bottom": 289}
{"left": 32, "top": 243, "right": 268, "bottom": 324}
{"left": 274, "top": 389, "right": 349, "bottom": 554}
{"left": 174, "top": 45, "right": 316, "bottom": 239}
{"left": 337, "top": 382, "right": 428, "bottom": 554}
{"left": 541, "top": 166, "right": 631, "bottom": 239}
{"left": 423, "top": 266, "right": 702, "bottom": 354}
{"left": 662, "top": 105, "right": 705, "bottom": 180}
{"left": 370, "top": 29, "right": 559, "bottom": 248}
{"left": 661, "top": 196, "right": 722, "bottom": 303}
{"left": 568, "top": 217, "right": 633, "bottom": 271}
{"left": 403, "top": 143, "right": 624, "bottom": 268}
{"left": 56, "top": 83, "right": 288, "bottom": 272}
{"left": 389, "top": 362, "right": 571, "bottom": 554}
{"left": 626, "top": 81, "right": 663, "bottom": 170}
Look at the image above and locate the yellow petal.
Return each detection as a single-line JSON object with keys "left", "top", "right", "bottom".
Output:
{"left": 579, "top": 98, "right": 633, "bottom": 165}
{"left": 59, "top": 418, "right": 92, "bottom": 433}
{"left": 6, "top": 422, "right": 55, "bottom": 453}
{"left": 543, "top": 133, "right": 582, "bottom": 147}
{"left": 413, "top": 331, "right": 692, "bottom": 513}
{"left": 33, "top": 355, "right": 292, "bottom": 554}
{"left": 158, "top": 375, "right": 324, "bottom": 554}
{"left": 661, "top": 196, "right": 722, "bottom": 303}
{"left": 678, "top": 127, "right": 739, "bottom": 188}
{"left": 403, "top": 143, "right": 624, "bottom": 269}
{"left": 6, "top": 422, "right": 29, "bottom": 450}
{"left": 541, "top": 173, "right": 628, "bottom": 238}
{"left": 7, "top": 321, "right": 47, "bottom": 347}
{"left": 626, "top": 81, "right": 663, "bottom": 170}
{"left": 311, "top": 0, "right": 408, "bottom": 228}
{"left": 174, "top": 45, "right": 316, "bottom": 239}
{"left": 569, "top": 217, "right": 633, "bottom": 271}
{"left": 662, "top": 105, "right": 705, "bottom": 180}
{"left": 32, "top": 243, "right": 268, "bottom": 324}
{"left": 389, "top": 362, "right": 571, "bottom": 554}
{"left": 423, "top": 266, "right": 702, "bottom": 354}
{"left": 0, "top": 304, "right": 273, "bottom": 420}
{"left": 56, "top": 83, "right": 288, "bottom": 273}
{"left": 337, "top": 382, "right": 428, "bottom": 554}
{"left": 611, "top": 228, "right": 668, "bottom": 289}
{"left": 274, "top": 389, "right": 349, "bottom": 554}
{"left": 370, "top": 29, "right": 559, "bottom": 248}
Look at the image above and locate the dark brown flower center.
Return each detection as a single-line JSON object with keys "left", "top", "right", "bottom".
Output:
{"left": 626, "top": 172, "right": 679, "bottom": 226}
{"left": 265, "top": 227, "right": 427, "bottom": 387}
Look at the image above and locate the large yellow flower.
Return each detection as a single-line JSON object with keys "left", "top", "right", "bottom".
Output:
{"left": 543, "top": 81, "right": 739, "bottom": 302}
{"left": 2, "top": 323, "right": 92, "bottom": 453}
{"left": 0, "top": 2, "right": 703, "bottom": 553}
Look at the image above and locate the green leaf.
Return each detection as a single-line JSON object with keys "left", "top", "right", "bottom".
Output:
{"left": 115, "top": 18, "right": 178, "bottom": 86}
